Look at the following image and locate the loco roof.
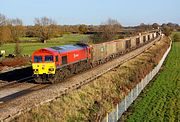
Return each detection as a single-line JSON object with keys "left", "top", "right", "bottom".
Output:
{"left": 46, "top": 44, "right": 88, "bottom": 53}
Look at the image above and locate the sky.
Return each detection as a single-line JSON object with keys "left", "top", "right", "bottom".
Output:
{"left": 0, "top": 0, "right": 180, "bottom": 26}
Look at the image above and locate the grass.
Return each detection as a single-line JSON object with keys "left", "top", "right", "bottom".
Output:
{"left": 124, "top": 36, "right": 180, "bottom": 121}
{"left": 171, "top": 31, "right": 180, "bottom": 42}
{"left": 170, "top": 31, "right": 180, "bottom": 38}
{"left": 19, "top": 37, "right": 39, "bottom": 42}
{"left": 0, "top": 34, "right": 88, "bottom": 55}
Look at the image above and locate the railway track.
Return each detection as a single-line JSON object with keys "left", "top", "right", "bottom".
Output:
{"left": 0, "top": 36, "right": 161, "bottom": 122}
{"left": 0, "top": 84, "right": 49, "bottom": 105}
{"left": 0, "top": 76, "right": 50, "bottom": 106}
{"left": 0, "top": 76, "right": 34, "bottom": 90}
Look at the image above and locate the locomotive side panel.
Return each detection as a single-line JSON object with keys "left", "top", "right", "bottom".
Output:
{"left": 61, "top": 49, "right": 89, "bottom": 65}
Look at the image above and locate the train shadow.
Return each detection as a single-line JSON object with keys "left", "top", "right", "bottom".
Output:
{"left": 0, "top": 67, "right": 33, "bottom": 82}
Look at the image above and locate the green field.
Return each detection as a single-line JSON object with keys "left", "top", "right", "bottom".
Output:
{"left": 0, "top": 34, "right": 88, "bottom": 55}
{"left": 171, "top": 31, "right": 180, "bottom": 38}
{"left": 124, "top": 41, "right": 180, "bottom": 121}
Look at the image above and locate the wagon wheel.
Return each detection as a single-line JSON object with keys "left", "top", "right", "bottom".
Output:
{"left": 56, "top": 70, "right": 67, "bottom": 82}
{"left": 85, "top": 61, "right": 90, "bottom": 70}
{"left": 63, "top": 69, "right": 71, "bottom": 78}
{"left": 49, "top": 74, "right": 58, "bottom": 84}
{"left": 84, "top": 61, "right": 90, "bottom": 70}
{"left": 74, "top": 64, "right": 80, "bottom": 74}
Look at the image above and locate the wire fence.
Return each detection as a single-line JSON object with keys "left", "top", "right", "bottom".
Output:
{"left": 102, "top": 41, "right": 172, "bottom": 122}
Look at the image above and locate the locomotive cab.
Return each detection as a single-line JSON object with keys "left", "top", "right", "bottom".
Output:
{"left": 32, "top": 48, "right": 57, "bottom": 75}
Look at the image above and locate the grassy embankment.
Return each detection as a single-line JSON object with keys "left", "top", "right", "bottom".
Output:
{"left": 14, "top": 37, "right": 170, "bottom": 122}
{"left": 122, "top": 33, "right": 180, "bottom": 122}
{"left": 0, "top": 34, "right": 88, "bottom": 55}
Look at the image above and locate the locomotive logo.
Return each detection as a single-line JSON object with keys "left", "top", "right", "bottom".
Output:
{"left": 74, "top": 53, "right": 79, "bottom": 58}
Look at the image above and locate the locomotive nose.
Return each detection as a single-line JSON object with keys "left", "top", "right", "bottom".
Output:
{"left": 32, "top": 63, "right": 56, "bottom": 75}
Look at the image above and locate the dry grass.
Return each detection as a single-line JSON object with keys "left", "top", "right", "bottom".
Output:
{"left": 14, "top": 37, "right": 170, "bottom": 122}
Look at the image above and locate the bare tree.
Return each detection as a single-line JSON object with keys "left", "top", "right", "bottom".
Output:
{"left": 0, "top": 13, "right": 12, "bottom": 46}
{"left": 90, "top": 18, "right": 122, "bottom": 43}
{"left": 138, "top": 23, "right": 153, "bottom": 32}
{"left": 162, "top": 24, "right": 173, "bottom": 36}
{"left": 0, "top": 13, "right": 6, "bottom": 26}
{"left": 34, "top": 17, "right": 58, "bottom": 43}
{"left": 9, "top": 18, "right": 24, "bottom": 56}
{"left": 0, "top": 13, "right": 6, "bottom": 46}
{"left": 9, "top": 18, "right": 24, "bottom": 41}
{"left": 78, "top": 24, "right": 88, "bottom": 34}
{"left": 152, "top": 23, "right": 160, "bottom": 29}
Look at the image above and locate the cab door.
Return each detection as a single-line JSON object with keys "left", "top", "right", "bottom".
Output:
{"left": 55, "top": 55, "right": 59, "bottom": 66}
{"left": 62, "top": 55, "right": 68, "bottom": 65}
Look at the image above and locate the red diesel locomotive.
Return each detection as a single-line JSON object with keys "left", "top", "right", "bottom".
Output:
{"left": 32, "top": 44, "right": 91, "bottom": 83}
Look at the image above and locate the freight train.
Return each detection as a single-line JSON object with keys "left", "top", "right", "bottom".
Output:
{"left": 32, "top": 31, "right": 159, "bottom": 83}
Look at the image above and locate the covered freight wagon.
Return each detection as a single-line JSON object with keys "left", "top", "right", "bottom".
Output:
{"left": 115, "top": 39, "right": 126, "bottom": 52}
{"left": 91, "top": 43, "right": 107, "bottom": 62}
{"left": 91, "top": 40, "right": 124, "bottom": 63}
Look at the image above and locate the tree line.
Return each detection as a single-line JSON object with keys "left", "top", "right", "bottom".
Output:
{"left": 0, "top": 13, "right": 179, "bottom": 45}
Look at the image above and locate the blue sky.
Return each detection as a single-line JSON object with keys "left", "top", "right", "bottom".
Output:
{"left": 1, "top": 0, "right": 180, "bottom": 26}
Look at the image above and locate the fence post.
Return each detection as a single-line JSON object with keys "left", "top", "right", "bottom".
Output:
{"left": 136, "top": 84, "right": 139, "bottom": 97}
{"left": 131, "top": 90, "right": 133, "bottom": 103}
{"left": 141, "top": 79, "right": 144, "bottom": 90}
{"left": 124, "top": 96, "right": 127, "bottom": 111}
{"left": 116, "top": 104, "right": 119, "bottom": 121}
{"left": 150, "top": 71, "right": 152, "bottom": 81}
{"left": 106, "top": 113, "right": 108, "bottom": 122}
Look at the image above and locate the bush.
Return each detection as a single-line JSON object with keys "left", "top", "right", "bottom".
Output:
{"left": 162, "top": 26, "right": 173, "bottom": 36}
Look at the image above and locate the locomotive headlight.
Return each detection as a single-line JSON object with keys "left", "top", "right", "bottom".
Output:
{"left": 42, "top": 65, "right": 45, "bottom": 70}
{"left": 33, "top": 69, "right": 38, "bottom": 73}
{"left": 49, "top": 68, "right": 54, "bottom": 71}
